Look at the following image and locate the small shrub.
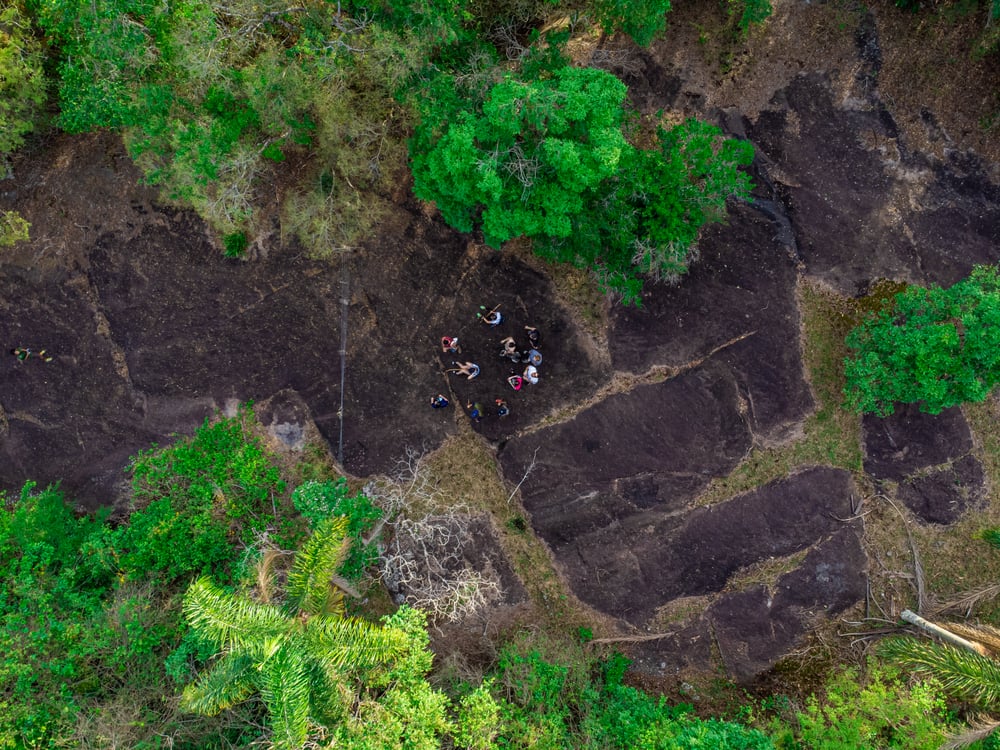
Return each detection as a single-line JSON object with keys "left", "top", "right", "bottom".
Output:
{"left": 223, "top": 231, "right": 248, "bottom": 258}
{"left": 114, "top": 405, "right": 288, "bottom": 584}
{"left": 844, "top": 265, "right": 1000, "bottom": 416}
{"left": 0, "top": 210, "right": 30, "bottom": 247}
{"left": 789, "top": 663, "right": 949, "bottom": 749}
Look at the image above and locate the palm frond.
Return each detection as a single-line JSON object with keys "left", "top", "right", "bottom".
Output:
{"left": 940, "top": 716, "right": 1000, "bottom": 749}
{"left": 305, "top": 660, "right": 352, "bottom": 727}
{"left": 184, "top": 576, "right": 289, "bottom": 655}
{"left": 259, "top": 645, "right": 312, "bottom": 750}
{"left": 947, "top": 622, "right": 1000, "bottom": 657}
{"left": 180, "top": 652, "right": 256, "bottom": 716}
{"left": 932, "top": 583, "right": 1000, "bottom": 617}
{"left": 285, "top": 516, "right": 351, "bottom": 617}
{"left": 881, "top": 636, "right": 1000, "bottom": 707}
{"left": 256, "top": 547, "right": 284, "bottom": 605}
{"left": 305, "top": 614, "right": 407, "bottom": 671}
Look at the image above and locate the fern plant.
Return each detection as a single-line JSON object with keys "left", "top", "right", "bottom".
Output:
{"left": 180, "top": 516, "right": 407, "bottom": 749}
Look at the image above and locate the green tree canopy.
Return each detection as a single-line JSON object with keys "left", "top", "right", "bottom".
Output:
{"left": 844, "top": 265, "right": 1000, "bottom": 416}
{"left": 181, "top": 516, "right": 408, "bottom": 749}
{"left": 410, "top": 64, "right": 753, "bottom": 304}
{"left": 0, "top": 2, "right": 46, "bottom": 169}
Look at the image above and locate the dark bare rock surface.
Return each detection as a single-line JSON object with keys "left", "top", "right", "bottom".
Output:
{"left": 0, "top": 140, "right": 607, "bottom": 504}
{"left": 896, "top": 455, "right": 986, "bottom": 525}
{"left": 863, "top": 403, "right": 985, "bottom": 523}
{"left": 341, "top": 208, "right": 610, "bottom": 470}
{"left": 748, "top": 73, "right": 1000, "bottom": 294}
{"left": 501, "top": 358, "right": 751, "bottom": 557}
{"left": 863, "top": 404, "right": 974, "bottom": 479}
{"left": 0, "top": 262, "right": 194, "bottom": 507}
{"left": 609, "top": 201, "right": 813, "bottom": 443}
{"left": 709, "top": 528, "right": 866, "bottom": 682}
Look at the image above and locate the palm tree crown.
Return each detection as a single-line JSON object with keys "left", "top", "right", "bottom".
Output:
{"left": 181, "top": 516, "right": 406, "bottom": 749}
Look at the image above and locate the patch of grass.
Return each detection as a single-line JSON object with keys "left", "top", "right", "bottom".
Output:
{"left": 504, "top": 236, "right": 610, "bottom": 350}
{"left": 696, "top": 280, "right": 864, "bottom": 506}
{"left": 904, "top": 395, "right": 1000, "bottom": 622}
{"left": 649, "top": 595, "right": 712, "bottom": 629}
{"left": 722, "top": 549, "right": 810, "bottom": 593}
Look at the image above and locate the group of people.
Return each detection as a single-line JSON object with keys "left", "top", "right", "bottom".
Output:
{"left": 430, "top": 307, "right": 545, "bottom": 422}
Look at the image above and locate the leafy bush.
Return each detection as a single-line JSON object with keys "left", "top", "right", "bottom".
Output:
{"left": 588, "top": 0, "right": 673, "bottom": 47}
{"left": 0, "top": 210, "right": 30, "bottom": 246}
{"left": 113, "top": 405, "right": 289, "bottom": 584}
{"left": 0, "top": 2, "right": 47, "bottom": 167}
{"left": 478, "top": 637, "right": 774, "bottom": 748}
{"left": 728, "top": 0, "right": 773, "bottom": 33}
{"left": 411, "top": 62, "right": 753, "bottom": 304}
{"left": 844, "top": 265, "right": 1000, "bottom": 416}
{"left": 787, "top": 663, "right": 949, "bottom": 749}
{"left": 0, "top": 483, "right": 112, "bottom": 748}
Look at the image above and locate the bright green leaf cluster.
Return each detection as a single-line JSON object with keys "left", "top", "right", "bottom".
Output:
{"left": 0, "top": 210, "right": 30, "bottom": 246}
{"left": 844, "top": 265, "right": 1000, "bottom": 416}
{"left": 411, "top": 64, "right": 753, "bottom": 304}
{"left": 292, "top": 479, "right": 382, "bottom": 583}
{"left": 116, "top": 405, "right": 289, "bottom": 583}
{"left": 792, "top": 663, "right": 950, "bottom": 750}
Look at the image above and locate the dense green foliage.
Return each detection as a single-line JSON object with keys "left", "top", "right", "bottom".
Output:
{"left": 411, "top": 60, "right": 754, "bottom": 303}
{"left": 483, "top": 644, "right": 775, "bottom": 748}
{"left": 293, "top": 478, "right": 382, "bottom": 583}
{"left": 117, "top": 405, "right": 291, "bottom": 583}
{"left": 181, "top": 517, "right": 408, "bottom": 750}
{"left": 0, "top": 483, "right": 111, "bottom": 747}
{"left": 588, "top": 0, "right": 673, "bottom": 46}
{"left": 0, "top": 409, "right": 975, "bottom": 749}
{"left": 780, "top": 663, "right": 949, "bottom": 749}
{"left": 8, "top": 0, "right": 769, "bottom": 296}
{"left": 0, "top": 2, "right": 47, "bottom": 178}
{"left": 728, "top": 0, "right": 773, "bottom": 33}
{"left": 844, "top": 265, "right": 1000, "bottom": 416}
{"left": 0, "top": 409, "right": 304, "bottom": 748}
{"left": 0, "top": 2, "right": 46, "bottom": 170}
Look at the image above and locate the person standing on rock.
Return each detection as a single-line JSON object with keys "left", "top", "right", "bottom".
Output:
{"left": 467, "top": 401, "right": 484, "bottom": 422}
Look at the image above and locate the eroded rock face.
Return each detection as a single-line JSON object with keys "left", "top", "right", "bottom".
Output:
{"left": 609, "top": 201, "right": 813, "bottom": 444}
{"left": 502, "top": 359, "right": 751, "bottom": 552}
{"left": 896, "top": 455, "right": 985, "bottom": 525}
{"left": 748, "top": 73, "right": 1000, "bottom": 294}
{"left": 709, "top": 528, "right": 866, "bottom": 682}
{"left": 863, "top": 404, "right": 986, "bottom": 523}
